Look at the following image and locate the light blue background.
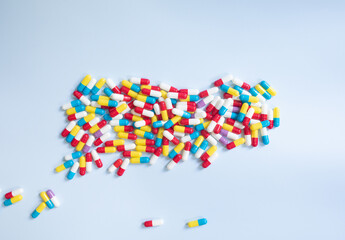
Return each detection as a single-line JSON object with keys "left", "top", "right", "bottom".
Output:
{"left": 0, "top": 0, "right": 344, "bottom": 239}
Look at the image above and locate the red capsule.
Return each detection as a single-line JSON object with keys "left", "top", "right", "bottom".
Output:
{"left": 268, "top": 120, "right": 274, "bottom": 129}
{"left": 152, "top": 127, "right": 158, "bottom": 134}
{"left": 233, "top": 100, "right": 242, "bottom": 107}
{"left": 113, "top": 159, "right": 123, "bottom": 168}
{"left": 153, "top": 147, "right": 162, "bottom": 157}
{"left": 172, "top": 154, "right": 182, "bottom": 163}
{"left": 213, "top": 124, "right": 222, "bottom": 134}
{"left": 184, "top": 141, "right": 192, "bottom": 151}
{"left": 223, "top": 93, "right": 234, "bottom": 99}
{"left": 120, "top": 86, "right": 130, "bottom": 95}
{"left": 252, "top": 113, "right": 261, "bottom": 120}
{"left": 140, "top": 139, "right": 155, "bottom": 145}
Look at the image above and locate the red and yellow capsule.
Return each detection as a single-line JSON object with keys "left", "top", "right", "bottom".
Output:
{"left": 96, "top": 147, "right": 117, "bottom": 153}
{"left": 123, "top": 151, "right": 142, "bottom": 158}
{"left": 226, "top": 138, "right": 245, "bottom": 150}
{"left": 114, "top": 126, "right": 134, "bottom": 132}
{"left": 173, "top": 125, "right": 194, "bottom": 134}
{"left": 136, "top": 145, "right": 155, "bottom": 153}
{"left": 105, "top": 139, "right": 125, "bottom": 147}
{"left": 118, "top": 132, "right": 137, "bottom": 140}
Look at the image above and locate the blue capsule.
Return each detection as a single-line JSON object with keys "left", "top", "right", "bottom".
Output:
{"left": 74, "top": 105, "right": 85, "bottom": 113}
{"left": 237, "top": 112, "right": 246, "bottom": 122}
{"left": 94, "top": 108, "right": 105, "bottom": 115}
{"left": 145, "top": 96, "right": 157, "bottom": 104}
{"left": 262, "top": 135, "right": 269, "bottom": 145}
{"left": 233, "top": 85, "right": 244, "bottom": 94}
{"left": 195, "top": 123, "right": 206, "bottom": 132}
{"left": 229, "top": 112, "right": 238, "bottom": 120}
{"left": 103, "top": 88, "right": 113, "bottom": 97}
{"left": 199, "top": 140, "right": 209, "bottom": 151}
{"left": 66, "top": 133, "right": 75, "bottom": 143}
{"left": 77, "top": 118, "right": 87, "bottom": 126}
{"left": 189, "top": 131, "right": 200, "bottom": 140}
{"left": 218, "top": 106, "right": 228, "bottom": 116}
{"left": 70, "top": 100, "right": 81, "bottom": 108}
{"left": 144, "top": 132, "right": 154, "bottom": 139}
{"left": 189, "top": 95, "right": 200, "bottom": 102}
{"left": 155, "top": 138, "right": 162, "bottom": 147}
{"left": 168, "top": 150, "right": 178, "bottom": 159}
{"left": 118, "top": 119, "right": 130, "bottom": 126}
{"left": 191, "top": 145, "right": 199, "bottom": 154}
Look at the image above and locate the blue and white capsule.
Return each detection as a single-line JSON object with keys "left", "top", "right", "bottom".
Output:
{"left": 172, "top": 108, "right": 191, "bottom": 118}
{"left": 181, "top": 131, "right": 200, "bottom": 143}
{"left": 260, "top": 127, "right": 269, "bottom": 145}
{"left": 152, "top": 120, "right": 166, "bottom": 128}
{"left": 82, "top": 78, "right": 97, "bottom": 95}
{"left": 64, "top": 151, "right": 82, "bottom": 161}
{"left": 67, "top": 162, "right": 79, "bottom": 180}
{"left": 62, "top": 100, "right": 81, "bottom": 110}
{"left": 218, "top": 98, "right": 233, "bottom": 116}
{"left": 109, "top": 119, "right": 129, "bottom": 126}
{"left": 195, "top": 140, "right": 209, "bottom": 158}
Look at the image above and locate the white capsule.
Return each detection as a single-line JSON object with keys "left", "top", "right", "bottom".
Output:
{"left": 181, "top": 134, "right": 192, "bottom": 143}
{"left": 65, "top": 121, "right": 77, "bottom": 132}
{"left": 129, "top": 77, "right": 141, "bottom": 84}
{"left": 11, "top": 188, "right": 24, "bottom": 196}
{"left": 245, "top": 132, "right": 251, "bottom": 146}
{"left": 147, "top": 89, "right": 162, "bottom": 98}
{"left": 106, "top": 78, "right": 116, "bottom": 90}
{"left": 153, "top": 103, "right": 161, "bottom": 115}
{"left": 166, "top": 160, "right": 177, "bottom": 170}
{"left": 185, "top": 89, "right": 199, "bottom": 95}
{"left": 214, "top": 99, "right": 224, "bottom": 111}
{"left": 182, "top": 149, "right": 190, "bottom": 161}
{"left": 124, "top": 143, "right": 136, "bottom": 151}
{"left": 73, "top": 111, "right": 87, "bottom": 119}
{"left": 110, "top": 93, "right": 127, "bottom": 101}
{"left": 251, "top": 102, "right": 262, "bottom": 107}
{"left": 268, "top": 109, "right": 273, "bottom": 121}
{"left": 85, "top": 135, "right": 95, "bottom": 149}
{"left": 207, "top": 120, "right": 217, "bottom": 133}
{"left": 202, "top": 95, "right": 215, "bottom": 105}
{"left": 221, "top": 130, "right": 239, "bottom": 140}
{"left": 74, "top": 130, "right": 85, "bottom": 141}
{"left": 91, "top": 149, "right": 100, "bottom": 160}
{"left": 86, "top": 158, "right": 93, "bottom": 173}
{"left": 245, "top": 108, "right": 255, "bottom": 119}
{"left": 172, "top": 108, "right": 186, "bottom": 117}
{"left": 185, "top": 118, "right": 202, "bottom": 125}
{"left": 49, "top": 195, "right": 60, "bottom": 207}
{"left": 108, "top": 164, "right": 117, "bottom": 173}
{"left": 205, "top": 87, "right": 219, "bottom": 95}
{"left": 165, "top": 98, "right": 173, "bottom": 110}
{"left": 163, "top": 130, "right": 174, "bottom": 141}
{"left": 222, "top": 74, "right": 234, "bottom": 83}
{"left": 205, "top": 135, "right": 217, "bottom": 146}
{"left": 207, "top": 152, "right": 218, "bottom": 164}
{"left": 134, "top": 120, "right": 148, "bottom": 128}
{"left": 121, "top": 158, "right": 129, "bottom": 170}
{"left": 113, "top": 114, "right": 124, "bottom": 120}
{"left": 150, "top": 219, "right": 164, "bottom": 227}
{"left": 173, "top": 131, "right": 185, "bottom": 138}
{"left": 86, "top": 78, "right": 97, "bottom": 91}
{"left": 149, "top": 154, "right": 159, "bottom": 165}
{"left": 194, "top": 109, "right": 206, "bottom": 118}
{"left": 79, "top": 95, "right": 90, "bottom": 105}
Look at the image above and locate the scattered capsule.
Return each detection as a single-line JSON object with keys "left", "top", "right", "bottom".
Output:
{"left": 5, "top": 188, "right": 24, "bottom": 199}
{"left": 195, "top": 140, "right": 209, "bottom": 158}
{"left": 190, "top": 136, "right": 204, "bottom": 154}
{"left": 40, "top": 191, "right": 54, "bottom": 209}
{"left": 273, "top": 107, "right": 280, "bottom": 127}
{"left": 67, "top": 161, "right": 79, "bottom": 180}
{"left": 32, "top": 202, "right": 47, "bottom": 218}
{"left": 56, "top": 160, "right": 74, "bottom": 172}
{"left": 83, "top": 135, "right": 95, "bottom": 153}
{"left": 202, "top": 152, "right": 218, "bottom": 168}
{"left": 85, "top": 152, "right": 93, "bottom": 172}
{"left": 261, "top": 127, "right": 269, "bottom": 145}
{"left": 108, "top": 159, "right": 123, "bottom": 173}
{"left": 144, "top": 219, "right": 164, "bottom": 227}
{"left": 149, "top": 147, "right": 162, "bottom": 165}
{"left": 77, "top": 75, "right": 92, "bottom": 92}
{"left": 187, "top": 218, "right": 207, "bottom": 228}
{"left": 166, "top": 154, "right": 182, "bottom": 170}
{"left": 46, "top": 190, "right": 60, "bottom": 207}
{"left": 260, "top": 81, "right": 276, "bottom": 96}
{"left": 117, "top": 158, "right": 129, "bottom": 176}
{"left": 254, "top": 84, "right": 271, "bottom": 100}
{"left": 3, "top": 195, "right": 23, "bottom": 206}
{"left": 91, "top": 78, "right": 106, "bottom": 95}
{"left": 62, "top": 100, "right": 82, "bottom": 110}
{"left": 250, "top": 120, "right": 270, "bottom": 131}
{"left": 220, "top": 84, "right": 239, "bottom": 97}
{"left": 232, "top": 77, "right": 251, "bottom": 90}
{"left": 91, "top": 150, "right": 103, "bottom": 168}
{"left": 130, "top": 157, "right": 150, "bottom": 164}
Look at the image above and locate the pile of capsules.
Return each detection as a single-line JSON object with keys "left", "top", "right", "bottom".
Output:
{"left": 143, "top": 217, "right": 207, "bottom": 228}
{"left": 58, "top": 74, "right": 280, "bottom": 178}
{"left": 31, "top": 190, "right": 60, "bottom": 218}
{"left": 3, "top": 188, "right": 24, "bottom": 207}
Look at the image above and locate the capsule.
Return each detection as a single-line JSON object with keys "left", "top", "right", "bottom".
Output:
{"left": 172, "top": 108, "right": 191, "bottom": 118}
{"left": 104, "top": 140, "right": 125, "bottom": 148}
{"left": 200, "top": 130, "right": 217, "bottom": 145}
{"left": 200, "top": 145, "right": 217, "bottom": 161}
{"left": 106, "top": 78, "right": 121, "bottom": 94}
{"left": 88, "top": 150, "right": 102, "bottom": 168}
{"left": 109, "top": 103, "right": 128, "bottom": 118}
{"left": 62, "top": 100, "right": 82, "bottom": 110}
{"left": 96, "top": 147, "right": 116, "bottom": 154}
{"left": 83, "top": 135, "right": 95, "bottom": 153}
{"left": 144, "top": 219, "right": 164, "bottom": 227}
{"left": 162, "top": 137, "right": 170, "bottom": 156}
{"left": 261, "top": 127, "right": 269, "bottom": 145}
{"left": 196, "top": 95, "right": 215, "bottom": 108}
{"left": 260, "top": 81, "right": 276, "bottom": 96}
{"left": 104, "top": 88, "right": 131, "bottom": 101}
{"left": 3, "top": 195, "right": 23, "bottom": 206}
{"left": 67, "top": 111, "right": 87, "bottom": 121}
{"left": 67, "top": 161, "right": 79, "bottom": 180}
{"left": 159, "top": 83, "right": 178, "bottom": 92}
{"left": 121, "top": 86, "right": 138, "bottom": 98}
{"left": 94, "top": 125, "right": 111, "bottom": 138}
{"left": 244, "top": 127, "right": 252, "bottom": 146}
{"left": 82, "top": 78, "right": 97, "bottom": 95}
{"left": 90, "top": 78, "right": 106, "bottom": 95}
{"left": 213, "top": 74, "right": 233, "bottom": 87}
{"left": 133, "top": 129, "right": 154, "bottom": 139}
{"left": 118, "top": 132, "right": 137, "bottom": 140}
{"left": 211, "top": 132, "right": 229, "bottom": 146}
{"left": 232, "top": 77, "right": 250, "bottom": 90}
{"left": 254, "top": 84, "right": 271, "bottom": 100}
{"left": 141, "top": 88, "right": 162, "bottom": 98}
{"left": 199, "top": 87, "right": 218, "bottom": 98}
{"left": 46, "top": 190, "right": 60, "bottom": 207}
{"left": 5, "top": 188, "right": 24, "bottom": 199}
{"left": 135, "top": 145, "right": 155, "bottom": 153}
{"left": 108, "top": 159, "right": 123, "bottom": 173}
{"left": 163, "top": 130, "right": 179, "bottom": 145}
{"left": 190, "top": 135, "right": 204, "bottom": 154}
{"left": 155, "top": 128, "right": 164, "bottom": 147}
{"left": 55, "top": 160, "right": 74, "bottom": 172}
{"left": 195, "top": 121, "right": 210, "bottom": 132}
{"left": 267, "top": 109, "right": 274, "bottom": 129}
{"left": 166, "top": 154, "right": 182, "bottom": 170}
{"left": 251, "top": 129, "right": 259, "bottom": 147}
{"left": 207, "top": 114, "right": 221, "bottom": 133}
{"left": 211, "top": 99, "right": 224, "bottom": 116}
{"left": 130, "top": 157, "right": 150, "bottom": 164}
{"left": 40, "top": 191, "right": 54, "bottom": 209}
{"left": 116, "top": 144, "right": 136, "bottom": 152}
{"left": 192, "top": 109, "right": 207, "bottom": 119}
{"left": 273, "top": 107, "right": 280, "bottom": 127}
{"left": 168, "top": 142, "right": 184, "bottom": 159}
{"left": 195, "top": 140, "right": 209, "bottom": 158}
{"left": 202, "top": 152, "right": 218, "bottom": 168}
{"left": 73, "top": 90, "right": 91, "bottom": 105}
{"left": 32, "top": 202, "right": 47, "bottom": 218}
{"left": 180, "top": 118, "right": 202, "bottom": 126}
{"left": 250, "top": 120, "right": 270, "bottom": 131}
{"left": 174, "top": 125, "right": 193, "bottom": 134}
{"left": 71, "top": 129, "right": 85, "bottom": 147}
{"left": 122, "top": 151, "right": 142, "bottom": 158}
{"left": 66, "top": 105, "right": 86, "bottom": 115}
{"left": 242, "top": 107, "right": 255, "bottom": 126}
{"left": 176, "top": 102, "right": 197, "bottom": 112}
{"left": 181, "top": 141, "right": 191, "bottom": 161}
{"left": 219, "top": 84, "right": 239, "bottom": 97}
{"left": 77, "top": 75, "right": 92, "bottom": 92}
{"left": 218, "top": 98, "right": 233, "bottom": 116}
{"left": 163, "top": 116, "right": 181, "bottom": 129}
{"left": 147, "top": 147, "right": 162, "bottom": 165}
{"left": 117, "top": 158, "right": 129, "bottom": 176}
{"left": 237, "top": 103, "right": 249, "bottom": 122}
{"left": 85, "top": 152, "right": 93, "bottom": 172}
{"left": 73, "top": 133, "right": 87, "bottom": 151}
{"left": 187, "top": 218, "right": 207, "bottom": 228}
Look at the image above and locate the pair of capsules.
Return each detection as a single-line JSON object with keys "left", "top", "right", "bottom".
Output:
{"left": 3, "top": 188, "right": 24, "bottom": 206}
{"left": 32, "top": 190, "right": 60, "bottom": 218}
{"left": 143, "top": 218, "right": 207, "bottom": 228}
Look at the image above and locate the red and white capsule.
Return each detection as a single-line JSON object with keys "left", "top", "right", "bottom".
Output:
{"left": 242, "top": 107, "right": 255, "bottom": 126}
{"left": 106, "top": 78, "right": 121, "bottom": 94}
{"left": 141, "top": 88, "right": 162, "bottom": 97}
{"left": 159, "top": 83, "right": 178, "bottom": 92}
{"left": 232, "top": 77, "right": 251, "bottom": 90}
{"left": 244, "top": 127, "right": 252, "bottom": 146}
{"left": 199, "top": 87, "right": 218, "bottom": 98}
{"left": 150, "top": 147, "right": 162, "bottom": 165}
{"left": 166, "top": 154, "right": 182, "bottom": 170}
{"left": 73, "top": 91, "right": 91, "bottom": 105}
{"left": 67, "top": 111, "right": 87, "bottom": 121}
{"left": 163, "top": 130, "right": 179, "bottom": 145}
{"left": 182, "top": 141, "right": 191, "bottom": 161}
{"left": 61, "top": 121, "right": 77, "bottom": 137}
{"left": 94, "top": 132, "right": 111, "bottom": 146}
{"left": 134, "top": 107, "right": 154, "bottom": 118}
{"left": 129, "top": 77, "right": 150, "bottom": 85}
{"left": 117, "top": 158, "right": 129, "bottom": 176}
{"left": 133, "top": 100, "right": 153, "bottom": 110}
{"left": 5, "top": 188, "right": 24, "bottom": 199}
{"left": 108, "top": 159, "right": 123, "bottom": 173}
{"left": 214, "top": 74, "right": 233, "bottom": 87}
{"left": 91, "top": 150, "right": 103, "bottom": 168}
{"left": 144, "top": 219, "right": 164, "bottom": 227}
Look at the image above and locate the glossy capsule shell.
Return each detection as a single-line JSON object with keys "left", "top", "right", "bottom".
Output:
{"left": 250, "top": 120, "right": 270, "bottom": 131}
{"left": 4, "top": 195, "right": 23, "bottom": 206}
{"left": 190, "top": 136, "right": 204, "bottom": 154}
{"left": 5, "top": 188, "right": 24, "bottom": 199}
{"left": 56, "top": 160, "right": 74, "bottom": 172}
{"left": 108, "top": 159, "right": 123, "bottom": 173}
{"left": 187, "top": 218, "right": 207, "bottom": 228}
{"left": 40, "top": 191, "right": 54, "bottom": 209}
{"left": 144, "top": 219, "right": 164, "bottom": 227}
{"left": 130, "top": 157, "right": 150, "bottom": 164}
{"left": 226, "top": 138, "right": 245, "bottom": 150}
{"left": 260, "top": 81, "right": 276, "bottom": 96}
{"left": 31, "top": 202, "right": 47, "bottom": 218}
{"left": 77, "top": 75, "right": 92, "bottom": 92}
{"left": 46, "top": 190, "right": 60, "bottom": 207}
{"left": 134, "top": 129, "right": 154, "bottom": 139}
{"left": 91, "top": 78, "right": 106, "bottom": 94}
{"left": 254, "top": 84, "right": 271, "bottom": 100}
{"left": 105, "top": 139, "right": 126, "bottom": 147}
{"left": 273, "top": 107, "right": 280, "bottom": 127}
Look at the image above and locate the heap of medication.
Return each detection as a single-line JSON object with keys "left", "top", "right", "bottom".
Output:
{"left": 58, "top": 74, "right": 280, "bottom": 178}
{"left": 31, "top": 189, "right": 60, "bottom": 218}
{"left": 3, "top": 188, "right": 23, "bottom": 206}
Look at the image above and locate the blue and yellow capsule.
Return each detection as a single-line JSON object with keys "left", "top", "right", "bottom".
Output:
{"left": 82, "top": 78, "right": 96, "bottom": 95}
{"left": 66, "top": 105, "right": 85, "bottom": 115}
{"left": 191, "top": 136, "right": 204, "bottom": 154}
{"left": 130, "top": 157, "right": 150, "bottom": 164}
{"left": 220, "top": 84, "right": 240, "bottom": 97}
{"left": 195, "top": 121, "right": 210, "bottom": 132}
{"left": 260, "top": 81, "right": 276, "bottom": 96}
{"left": 180, "top": 95, "right": 200, "bottom": 102}
{"left": 254, "top": 84, "right": 271, "bottom": 100}
{"left": 273, "top": 107, "right": 280, "bottom": 127}
{"left": 3, "top": 195, "right": 23, "bottom": 206}
{"left": 32, "top": 202, "right": 47, "bottom": 218}
{"left": 77, "top": 113, "right": 95, "bottom": 126}
{"left": 122, "top": 80, "right": 141, "bottom": 93}
{"left": 164, "top": 116, "right": 182, "bottom": 129}
{"left": 55, "top": 160, "right": 74, "bottom": 172}
{"left": 199, "top": 140, "right": 209, "bottom": 152}
{"left": 66, "top": 125, "right": 81, "bottom": 143}
{"left": 237, "top": 103, "right": 249, "bottom": 122}
{"left": 136, "top": 94, "right": 156, "bottom": 104}
{"left": 187, "top": 218, "right": 207, "bottom": 228}
{"left": 134, "top": 129, "right": 154, "bottom": 139}
{"left": 85, "top": 106, "right": 105, "bottom": 115}
{"left": 168, "top": 142, "right": 185, "bottom": 159}
{"left": 239, "top": 94, "right": 259, "bottom": 103}
{"left": 77, "top": 75, "right": 92, "bottom": 92}
{"left": 40, "top": 191, "right": 54, "bottom": 209}
{"left": 233, "top": 85, "right": 244, "bottom": 94}
{"left": 97, "top": 99, "right": 118, "bottom": 107}
{"left": 91, "top": 78, "right": 106, "bottom": 95}
{"left": 248, "top": 87, "right": 259, "bottom": 96}
{"left": 90, "top": 95, "right": 110, "bottom": 101}
{"left": 250, "top": 120, "right": 270, "bottom": 131}
{"left": 189, "top": 131, "right": 200, "bottom": 141}
{"left": 155, "top": 128, "right": 164, "bottom": 147}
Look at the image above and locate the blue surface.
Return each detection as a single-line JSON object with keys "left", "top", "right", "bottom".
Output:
{"left": 1, "top": 0, "right": 345, "bottom": 239}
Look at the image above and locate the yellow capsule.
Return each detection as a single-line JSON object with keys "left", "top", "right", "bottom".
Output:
{"left": 247, "top": 96, "right": 259, "bottom": 103}
{"left": 240, "top": 103, "right": 249, "bottom": 114}
{"left": 227, "top": 87, "right": 240, "bottom": 97}
{"left": 194, "top": 136, "right": 205, "bottom": 147}
{"left": 161, "top": 110, "right": 168, "bottom": 121}
{"left": 76, "top": 140, "right": 86, "bottom": 151}
{"left": 234, "top": 138, "right": 245, "bottom": 146}
{"left": 139, "top": 125, "right": 152, "bottom": 132}
{"left": 66, "top": 107, "right": 77, "bottom": 115}
{"left": 118, "top": 132, "right": 130, "bottom": 139}
{"left": 135, "top": 139, "right": 149, "bottom": 146}
{"left": 95, "top": 78, "right": 106, "bottom": 89}
{"left": 10, "top": 195, "right": 23, "bottom": 204}
{"left": 254, "top": 84, "right": 266, "bottom": 95}
{"left": 36, "top": 202, "right": 47, "bottom": 213}
{"left": 130, "top": 158, "right": 141, "bottom": 164}
{"left": 160, "top": 90, "right": 168, "bottom": 99}
{"left": 174, "top": 125, "right": 186, "bottom": 133}
{"left": 134, "top": 129, "right": 145, "bottom": 137}
{"left": 121, "top": 80, "right": 132, "bottom": 89}
{"left": 162, "top": 144, "right": 169, "bottom": 156}
{"left": 202, "top": 121, "right": 210, "bottom": 128}
{"left": 251, "top": 129, "right": 258, "bottom": 138}
{"left": 114, "top": 126, "right": 126, "bottom": 132}
{"left": 199, "top": 118, "right": 204, "bottom": 123}
{"left": 97, "top": 99, "right": 112, "bottom": 106}
{"left": 40, "top": 192, "right": 50, "bottom": 203}
{"left": 128, "top": 151, "right": 142, "bottom": 157}
{"left": 131, "top": 115, "right": 143, "bottom": 121}
{"left": 108, "top": 139, "right": 125, "bottom": 146}
{"left": 173, "top": 142, "right": 185, "bottom": 153}
{"left": 89, "top": 124, "right": 100, "bottom": 134}
{"left": 157, "top": 128, "right": 164, "bottom": 138}
{"left": 81, "top": 75, "right": 92, "bottom": 86}
{"left": 140, "top": 85, "right": 151, "bottom": 90}
{"left": 96, "top": 96, "right": 111, "bottom": 101}
{"left": 222, "top": 123, "right": 234, "bottom": 132}
{"left": 70, "top": 125, "right": 80, "bottom": 137}
{"left": 206, "top": 145, "right": 217, "bottom": 156}
{"left": 250, "top": 122, "right": 263, "bottom": 131}
{"left": 79, "top": 156, "right": 86, "bottom": 168}
{"left": 116, "top": 103, "right": 128, "bottom": 113}
{"left": 135, "top": 146, "right": 147, "bottom": 152}
{"left": 251, "top": 106, "right": 261, "bottom": 114}
{"left": 104, "top": 147, "right": 117, "bottom": 153}
{"left": 84, "top": 113, "right": 95, "bottom": 123}
{"left": 273, "top": 107, "right": 280, "bottom": 118}
{"left": 127, "top": 89, "right": 138, "bottom": 98}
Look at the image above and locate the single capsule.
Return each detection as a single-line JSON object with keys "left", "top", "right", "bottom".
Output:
{"left": 148, "top": 147, "right": 162, "bottom": 165}
{"left": 237, "top": 103, "right": 249, "bottom": 122}
{"left": 252, "top": 129, "right": 259, "bottom": 147}
{"left": 190, "top": 135, "right": 204, "bottom": 154}
{"left": 273, "top": 107, "right": 280, "bottom": 127}
{"left": 260, "top": 127, "right": 269, "bottom": 145}
{"left": 232, "top": 77, "right": 251, "bottom": 90}
{"left": 167, "top": 91, "right": 187, "bottom": 100}
{"left": 219, "top": 129, "right": 240, "bottom": 141}
{"left": 83, "top": 135, "right": 95, "bottom": 153}
{"left": 199, "top": 87, "right": 218, "bottom": 98}
{"left": 91, "top": 78, "right": 106, "bottom": 95}
{"left": 130, "top": 77, "right": 150, "bottom": 85}
{"left": 244, "top": 127, "right": 252, "bottom": 146}
{"left": 136, "top": 145, "right": 155, "bottom": 153}
{"left": 65, "top": 151, "right": 82, "bottom": 161}
{"left": 67, "top": 161, "right": 79, "bottom": 180}
{"left": 66, "top": 105, "right": 86, "bottom": 115}
{"left": 117, "top": 143, "right": 136, "bottom": 152}
{"left": 164, "top": 116, "right": 181, "bottom": 129}
{"left": 260, "top": 81, "right": 276, "bottom": 96}
{"left": 55, "top": 160, "right": 74, "bottom": 172}
{"left": 141, "top": 88, "right": 162, "bottom": 98}
{"left": 155, "top": 128, "right": 164, "bottom": 147}
{"left": 77, "top": 75, "right": 92, "bottom": 92}
{"left": 134, "top": 119, "right": 152, "bottom": 128}
{"left": 62, "top": 100, "right": 82, "bottom": 110}
{"left": 85, "top": 152, "right": 93, "bottom": 172}
{"left": 5, "top": 188, "right": 24, "bottom": 199}
{"left": 31, "top": 202, "right": 47, "bottom": 218}
{"left": 130, "top": 157, "right": 150, "bottom": 164}
{"left": 218, "top": 98, "right": 233, "bottom": 116}
{"left": 108, "top": 159, "right": 123, "bottom": 173}
{"left": 113, "top": 126, "right": 134, "bottom": 133}
{"left": 221, "top": 123, "right": 241, "bottom": 134}
{"left": 118, "top": 132, "right": 137, "bottom": 140}
{"left": 76, "top": 133, "right": 89, "bottom": 151}
{"left": 82, "top": 117, "right": 100, "bottom": 131}
{"left": 200, "top": 130, "right": 217, "bottom": 145}
{"left": 239, "top": 94, "right": 259, "bottom": 103}
{"left": 159, "top": 83, "right": 178, "bottom": 92}
{"left": 180, "top": 88, "right": 200, "bottom": 95}
{"left": 141, "top": 85, "right": 160, "bottom": 91}
{"left": 219, "top": 84, "right": 240, "bottom": 97}
{"left": 195, "top": 140, "right": 209, "bottom": 158}
{"left": 91, "top": 150, "right": 103, "bottom": 168}
{"left": 250, "top": 120, "right": 270, "bottom": 131}
{"left": 213, "top": 116, "right": 225, "bottom": 134}
{"left": 196, "top": 95, "right": 215, "bottom": 108}
{"left": 124, "top": 113, "right": 144, "bottom": 122}
{"left": 260, "top": 104, "right": 268, "bottom": 121}
{"left": 165, "top": 98, "right": 174, "bottom": 118}
{"left": 134, "top": 129, "right": 154, "bottom": 139}
{"left": 172, "top": 108, "right": 191, "bottom": 118}
{"left": 200, "top": 145, "right": 217, "bottom": 161}
{"left": 180, "top": 118, "right": 203, "bottom": 126}
{"left": 267, "top": 109, "right": 274, "bottom": 129}
{"left": 180, "top": 95, "right": 199, "bottom": 102}
{"left": 106, "top": 78, "right": 121, "bottom": 94}
{"left": 195, "top": 121, "right": 210, "bottom": 132}
{"left": 104, "top": 88, "right": 131, "bottom": 101}
{"left": 211, "top": 132, "right": 229, "bottom": 146}
{"left": 85, "top": 105, "right": 105, "bottom": 115}
{"left": 134, "top": 107, "right": 154, "bottom": 118}
{"left": 211, "top": 99, "right": 224, "bottom": 116}
{"left": 94, "top": 124, "right": 111, "bottom": 138}
{"left": 121, "top": 86, "right": 138, "bottom": 98}
{"left": 46, "top": 189, "right": 60, "bottom": 207}
{"left": 90, "top": 95, "right": 109, "bottom": 102}
{"left": 82, "top": 78, "right": 97, "bottom": 95}
{"left": 40, "top": 191, "right": 54, "bottom": 209}
{"left": 144, "top": 219, "right": 164, "bottom": 227}
{"left": 71, "top": 129, "right": 85, "bottom": 147}
{"left": 4, "top": 195, "right": 23, "bottom": 206}
{"left": 105, "top": 139, "right": 126, "bottom": 147}
{"left": 97, "top": 98, "right": 118, "bottom": 108}
{"left": 96, "top": 146, "right": 117, "bottom": 153}
{"left": 176, "top": 102, "right": 197, "bottom": 112}
{"left": 182, "top": 141, "right": 191, "bottom": 161}
{"left": 109, "top": 119, "right": 129, "bottom": 126}
{"left": 60, "top": 116, "right": 75, "bottom": 137}
{"left": 168, "top": 142, "right": 185, "bottom": 159}
{"left": 242, "top": 107, "right": 255, "bottom": 126}
{"left": 226, "top": 118, "right": 245, "bottom": 129}
{"left": 67, "top": 111, "right": 88, "bottom": 121}
{"left": 134, "top": 139, "right": 154, "bottom": 146}
{"left": 162, "top": 137, "right": 170, "bottom": 156}
{"left": 152, "top": 120, "right": 166, "bottom": 128}
{"left": 109, "top": 103, "right": 129, "bottom": 118}
{"left": 254, "top": 84, "right": 271, "bottom": 100}
{"left": 207, "top": 114, "right": 221, "bottom": 133}
{"left": 166, "top": 154, "right": 182, "bottom": 170}
{"left": 117, "top": 158, "right": 129, "bottom": 176}
{"left": 133, "top": 100, "right": 153, "bottom": 110}
{"left": 136, "top": 94, "right": 157, "bottom": 105}
{"left": 94, "top": 132, "right": 111, "bottom": 146}
{"left": 163, "top": 130, "right": 179, "bottom": 145}
{"left": 174, "top": 125, "right": 193, "bottom": 134}
{"left": 122, "top": 80, "right": 141, "bottom": 93}
{"left": 214, "top": 74, "right": 233, "bottom": 86}
{"left": 158, "top": 99, "right": 168, "bottom": 121}
{"left": 202, "top": 152, "right": 218, "bottom": 168}
{"left": 123, "top": 151, "right": 142, "bottom": 158}
{"left": 73, "top": 90, "right": 91, "bottom": 105}
{"left": 226, "top": 138, "right": 245, "bottom": 150}
{"left": 77, "top": 113, "right": 95, "bottom": 127}
{"left": 187, "top": 218, "right": 207, "bottom": 228}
